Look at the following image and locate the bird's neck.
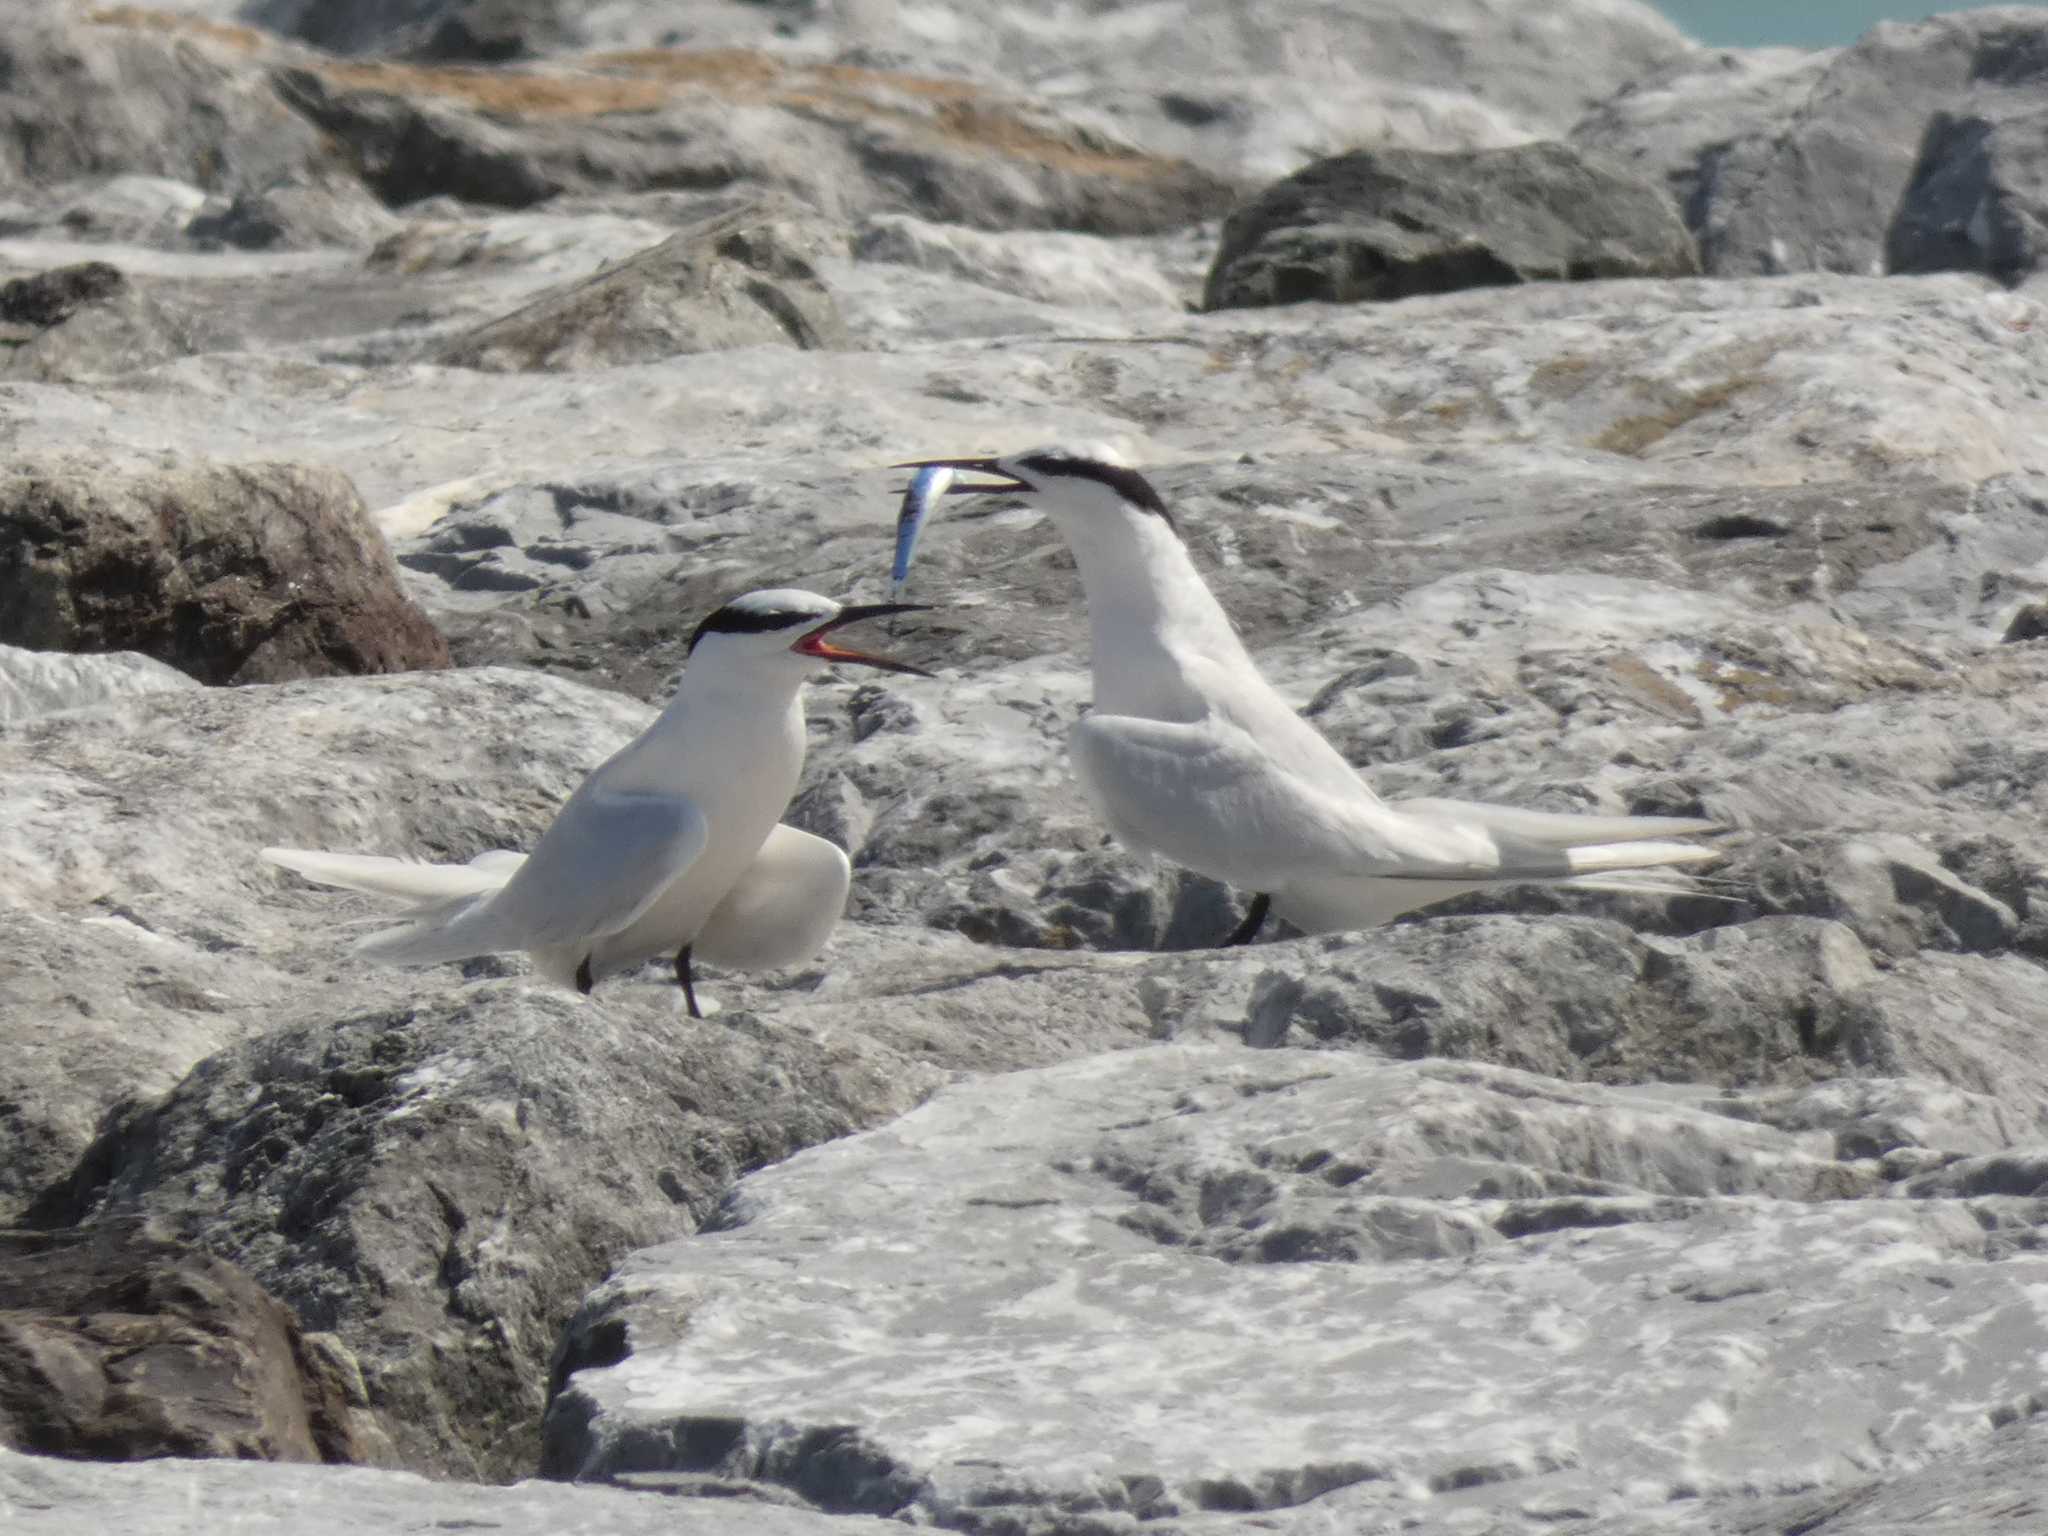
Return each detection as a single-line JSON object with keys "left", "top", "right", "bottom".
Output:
{"left": 610, "top": 666, "right": 808, "bottom": 793}
{"left": 1063, "top": 513, "right": 1254, "bottom": 719}
{"left": 660, "top": 665, "right": 808, "bottom": 734}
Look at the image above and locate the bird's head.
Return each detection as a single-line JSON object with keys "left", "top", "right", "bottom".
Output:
{"left": 686, "top": 588, "right": 931, "bottom": 678}
{"left": 893, "top": 443, "right": 1177, "bottom": 540}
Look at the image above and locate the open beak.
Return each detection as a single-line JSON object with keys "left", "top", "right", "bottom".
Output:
{"left": 792, "top": 602, "right": 934, "bottom": 676}
{"left": 892, "top": 456, "right": 1034, "bottom": 495}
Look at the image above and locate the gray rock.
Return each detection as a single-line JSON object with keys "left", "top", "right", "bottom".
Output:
{"left": 5, "top": 254, "right": 2030, "bottom": 515}
{"left": 38, "top": 176, "right": 212, "bottom": 246}
{"left": 0, "top": 907, "right": 281, "bottom": 1222}
{"left": 1669, "top": 1410, "right": 2048, "bottom": 1535}
{"left": 0, "top": 1226, "right": 380, "bottom": 1464}
{"left": 32, "top": 955, "right": 1162, "bottom": 1478}
{"left": 1700, "top": 831, "right": 2023, "bottom": 962}
{"left": 543, "top": 1043, "right": 2048, "bottom": 1529}
{"left": 0, "top": 666, "right": 654, "bottom": 1225}
{"left": 8, "top": 7, "right": 1245, "bottom": 238}
{"left": 0, "top": 262, "right": 127, "bottom": 327}
{"left": 243, "top": 0, "right": 585, "bottom": 60}
{"left": 0, "top": 7, "right": 325, "bottom": 200}
{"left": 195, "top": 0, "right": 1693, "bottom": 180}
{"left": 32, "top": 985, "right": 917, "bottom": 1475}
{"left": 0, "top": 453, "right": 448, "bottom": 684}
{"left": 0, "top": 645, "right": 196, "bottom": 725}
{"left": 269, "top": 57, "right": 1241, "bottom": 235}
{"left": 1042, "top": 0, "right": 1691, "bottom": 186}
{"left": 1571, "top": 45, "right": 1830, "bottom": 224}
{"left": 1237, "top": 915, "right": 1874, "bottom": 1080}
{"left": 406, "top": 0, "right": 581, "bottom": 63}
{"left": 850, "top": 212, "right": 1190, "bottom": 312}
{"left": 2005, "top": 600, "right": 2048, "bottom": 643}
{"left": 184, "top": 170, "right": 402, "bottom": 252}
{"left": 439, "top": 198, "right": 849, "bottom": 371}
{"left": 1686, "top": 8, "right": 2048, "bottom": 276}
{"left": 0, "top": 261, "right": 207, "bottom": 382}
{"left": 0, "top": 1443, "right": 891, "bottom": 1535}
{"left": 1887, "top": 106, "right": 2048, "bottom": 285}
{"left": 1202, "top": 141, "right": 1699, "bottom": 312}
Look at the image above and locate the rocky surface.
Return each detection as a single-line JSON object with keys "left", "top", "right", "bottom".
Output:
{"left": 1569, "top": 44, "right": 1830, "bottom": 223}
{"left": 1579, "top": 7, "right": 2048, "bottom": 280}
{"left": 2, "top": 1, "right": 2048, "bottom": 1533}
{"left": 30, "top": 934, "right": 1159, "bottom": 1480}
{"left": 0, "top": 258, "right": 210, "bottom": 381}
{"left": 0, "top": 643, "right": 194, "bottom": 725}
{"left": 1888, "top": 106, "right": 2048, "bottom": 284}
{"left": 546, "top": 1044, "right": 2048, "bottom": 1528}
{"left": 152, "top": 0, "right": 1694, "bottom": 181}
{"left": 0, "top": 652, "right": 1169, "bottom": 1478}
{"left": 184, "top": 168, "right": 401, "bottom": 253}
{"left": 1201, "top": 141, "right": 1699, "bottom": 311}
{"left": 0, "top": 1442, "right": 894, "bottom": 1534}
{"left": 0, "top": 1225, "right": 378, "bottom": 1463}
{"left": 438, "top": 196, "right": 850, "bottom": 371}
{"left": 0, "top": 8, "right": 325, "bottom": 199}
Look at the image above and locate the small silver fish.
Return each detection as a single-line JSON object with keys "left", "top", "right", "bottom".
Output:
{"left": 890, "top": 465, "right": 953, "bottom": 600}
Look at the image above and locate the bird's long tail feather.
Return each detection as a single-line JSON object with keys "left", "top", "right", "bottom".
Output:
{"left": 1545, "top": 869, "right": 1734, "bottom": 904}
{"left": 263, "top": 845, "right": 534, "bottom": 969}
{"left": 1401, "top": 799, "right": 1721, "bottom": 850}
{"left": 1554, "top": 837, "right": 1722, "bottom": 879}
{"left": 1277, "top": 820, "right": 1731, "bottom": 933}
{"left": 261, "top": 847, "right": 525, "bottom": 906}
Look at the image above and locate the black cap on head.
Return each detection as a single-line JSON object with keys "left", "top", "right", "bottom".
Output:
{"left": 1010, "top": 451, "right": 1175, "bottom": 528}
{"left": 685, "top": 591, "right": 934, "bottom": 676}
{"left": 895, "top": 448, "right": 1178, "bottom": 534}
{"left": 686, "top": 594, "right": 834, "bottom": 655}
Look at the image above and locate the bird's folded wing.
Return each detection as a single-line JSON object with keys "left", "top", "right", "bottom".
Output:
{"left": 469, "top": 788, "right": 710, "bottom": 949}
{"left": 1072, "top": 714, "right": 1521, "bottom": 889}
{"left": 692, "top": 825, "right": 851, "bottom": 971}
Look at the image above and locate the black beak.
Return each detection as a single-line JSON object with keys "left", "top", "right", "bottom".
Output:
{"left": 792, "top": 602, "right": 934, "bottom": 676}
{"left": 892, "top": 456, "right": 1034, "bottom": 495}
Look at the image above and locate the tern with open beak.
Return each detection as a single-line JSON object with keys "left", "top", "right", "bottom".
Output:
{"left": 265, "top": 589, "right": 929, "bottom": 1014}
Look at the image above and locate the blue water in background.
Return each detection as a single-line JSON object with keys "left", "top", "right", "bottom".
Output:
{"left": 1651, "top": 1, "right": 2040, "bottom": 48}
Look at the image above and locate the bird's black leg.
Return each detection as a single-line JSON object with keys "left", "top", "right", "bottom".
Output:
{"left": 674, "top": 944, "right": 702, "bottom": 1019}
{"left": 1223, "top": 892, "right": 1271, "bottom": 947}
{"left": 574, "top": 955, "right": 595, "bottom": 995}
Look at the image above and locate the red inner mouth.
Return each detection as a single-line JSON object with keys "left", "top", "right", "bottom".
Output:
{"left": 794, "top": 629, "right": 877, "bottom": 664}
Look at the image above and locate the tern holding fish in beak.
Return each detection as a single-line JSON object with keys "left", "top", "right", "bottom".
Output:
{"left": 890, "top": 445, "right": 1721, "bottom": 946}
{"left": 265, "top": 590, "right": 929, "bottom": 1014}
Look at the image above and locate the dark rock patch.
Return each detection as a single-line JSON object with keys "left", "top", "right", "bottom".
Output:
{"left": 0, "top": 262, "right": 126, "bottom": 329}
{"left": 1887, "top": 107, "right": 2048, "bottom": 284}
{"left": 0, "top": 1225, "right": 380, "bottom": 1464}
{"left": 0, "top": 261, "right": 208, "bottom": 382}
{"left": 0, "top": 456, "right": 448, "bottom": 684}
{"left": 1202, "top": 141, "right": 1696, "bottom": 312}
